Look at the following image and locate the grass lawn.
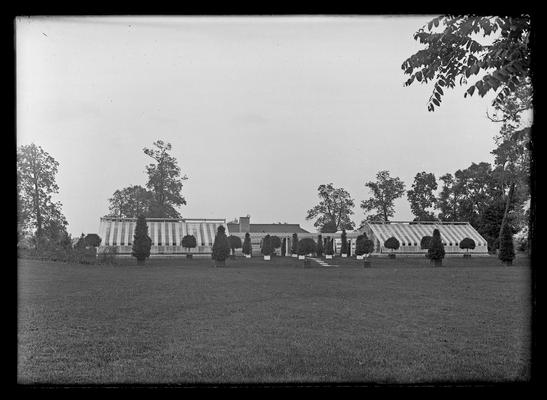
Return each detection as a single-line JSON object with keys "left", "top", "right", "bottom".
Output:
{"left": 17, "top": 255, "right": 532, "bottom": 384}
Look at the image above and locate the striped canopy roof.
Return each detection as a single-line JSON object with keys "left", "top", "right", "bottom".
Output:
{"left": 364, "top": 222, "right": 487, "bottom": 247}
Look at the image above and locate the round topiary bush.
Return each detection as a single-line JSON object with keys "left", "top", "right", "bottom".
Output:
{"left": 181, "top": 234, "right": 197, "bottom": 258}
{"left": 384, "top": 236, "right": 400, "bottom": 258}
{"left": 298, "top": 238, "right": 317, "bottom": 256}
{"left": 420, "top": 235, "right": 433, "bottom": 250}
{"left": 459, "top": 237, "right": 476, "bottom": 257}
{"left": 228, "top": 235, "right": 242, "bottom": 258}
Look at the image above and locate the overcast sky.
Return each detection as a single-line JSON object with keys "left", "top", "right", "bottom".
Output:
{"left": 17, "top": 16, "right": 501, "bottom": 236}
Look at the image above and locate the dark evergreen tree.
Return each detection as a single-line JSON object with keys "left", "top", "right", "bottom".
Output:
{"left": 281, "top": 237, "right": 287, "bottom": 256}
{"left": 427, "top": 229, "right": 445, "bottom": 265}
{"left": 291, "top": 233, "right": 299, "bottom": 255}
{"left": 340, "top": 229, "right": 348, "bottom": 256}
{"left": 271, "top": 236, "right": 282, "bottom": 254}
{"left": 242, "top": 232, "right": 252, "bottom": 256}
{"left": 132, "top": 215, "right": 152, "bottom": 265}
{"left": 261, "top": 235, "right": 273, "bottom": 257}
{"left": 325, "top": 238, "right": 334, "bottom": 256}
{"left": 355, "top": 234, "right": 366, "bottom": 256}
{"left": 316, "top": 234, "right": 323, "bottom": 256}
{"left": 498, "top": 221, "right": 515, "bottom": 265}
{"left": 212, "top": 225, "right": 230, "bottom": 265}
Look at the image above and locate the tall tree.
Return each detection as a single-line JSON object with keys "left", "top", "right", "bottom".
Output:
{"left": 143, "top": 140, "right": 188, "bottom": 218}
{"left": 108, "top": 185, "right": 154, "bottom": 218}
{"left": 306, "top": 183, "right": 355, "bottom": 232}
{"left": 407, "top": 172, "right": 438, "bottom": 221}
{"left": 17, "top": 143, "right": 68, "bottom": 249}
{"left": 402, "top": 16, "right": 531, "bottom": 112}
{"left": 361, "top": 170, "right": 406, "bottom": 223}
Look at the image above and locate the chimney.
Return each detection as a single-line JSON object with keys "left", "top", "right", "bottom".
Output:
{"left": 239, "top": 216, "right": 250, "bottom": 233}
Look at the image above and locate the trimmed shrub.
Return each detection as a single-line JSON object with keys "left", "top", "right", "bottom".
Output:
{"left": 181, "top": 234, "right": 197, "bottom": 251}
{"left": 459, "top": 237, "right": 476, "bottom": 253}
{"left": 298, "top": 238, "right": 317, "bottom": 256}
{"left": 420, "top": 235, "right": 433, "bottom": 250}
{"left": 242, "top": 232, "right": 252, "bottom": 255}
{"left": 325, "top": 237, "right": 334, "bottom": 255}
{"left": 212, "top": 225, "right": 230, "bottom": 262}
{"left": 132, "top": 215, "right": 151, "bottom": 265}
{"left": 498, "top": 221, "right": 515, "bottom": 265}
{"left": 384, "top": 236, "right": 400, "bottom": 252}
{"left": 281, "top": 237, "right": 287, "bottom": 256}
{"left": 291, "top": 233, "right": 299, "bottom": 255}
{"left": 362, "top": 239, "right": 375, "bottom": 255}
{"left": 316, "top": 234, "right": 323, "bottom": 256}
{"left": 355, "top": 234, "right": 368, "bottom": 255}
{"left": 271, "top": 236, "right": 282, "bottom": 254}
{"left": 228, "top": 235, "right": 242, "bottom": 257}
{"left": 261, "top": 235, "right": 273, "bottom": 256}
{"left": 428, "top": 229, "right": 445, "bottom": 263}
{"left": 340, "top": 230, "right": 348, "bottom": 256}
{"left": 84, "top": 233, "right": 102, "bottom": 248}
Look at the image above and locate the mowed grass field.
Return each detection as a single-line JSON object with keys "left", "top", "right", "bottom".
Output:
{"left": 18, "top": 255, "right": 532, "bottom": 384}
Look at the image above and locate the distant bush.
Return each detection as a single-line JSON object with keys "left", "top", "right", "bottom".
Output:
{"left": 362, "top": 239, "right": 375, "bottom": 255}
{"left": 325, "top": 238, "right": 334, "bottom": 255}
{"left": 384, "top": 236, "right": 400, "bottom": 251}
{"left": 498, "top": 222, "right": 515, "bottom": 264}
{"left": 355, "top": 235, "right": 366, "bottom": 256}
{"left": 181, "top": 235, "right": 197, "bottom": 251}
{"left": 420, "top": 236, "right": 432, "bottom": 250}
{"left": 428, "top": 229, "right": 445, "bottom": 262}
{"left": 84, "top": 233, "right": 102, "bottom": 248}
{"left": 99, "top": 246, "right": 118, "bottom": 265}
{"left": 212, "top": 226, "right": 230, "bottom": 262}
{"left": 459, "top": 237, "right": 476, "bottom": 252}
{"left": 298, "top": 238, "right": 317, "bottom": 256}
{"left": 316, "top": 235, "right": 323, "bottom": 256}
{"left": 261, "top": 235, "right": 273, "bottom": 256}
{"left": 340, "top": 230, "right": 348, "bottom": 256}
{"left": 242, "top": 233, "right": 252, "bottom": 255}
{"left": 132, "top": 215, "right": 151, "bottom": 264}
{"left": 228, "top": 235, "right": 242, "bottom": 256}
{"left": 291, "top": 233, "right": 299, "bottom": 254}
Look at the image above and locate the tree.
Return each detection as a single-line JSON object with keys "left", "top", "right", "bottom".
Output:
{"left": 362, "top": 239, "right": 375, "bottom": 256}
{"left": 498, "top": 220, "right": 515, "bottom": 265}
{"left": 131, "top": 215, "right": 152, "bottom": 265}
{"left": 361, "top": 170, "right": 406, "bottom": 223}
{"left": 181, "top": 234, "right": 197, "bottom": 256}
{"left": 143, "top": 140, "right": 188, "bottom": 218}
{"left": 17, "top": 143, "right": 68, "bottom": 250}
{"left": 316, "top": 234, "right": 323, "bottom": 257}
{"left": 355, "top": 234, "right": 367, "bottom": 256}
{"left": 298, "top": 238, "right": 317, "bottom": 256}
{"left": 84, "top": 234, "right": 102, "bottom": 248}
{"left": 420, "top": 235, "right": 433, "bottom": 250}
{"left": 108, "top": 185, "right": 154, "bottom": 218}
{"left": 242, "top": 233, "right": 252, "bottom": 256}
{"left": 271, "top": 236, "right": 282, "bottom": 254}
{"left": 306, "top": 183, "right": 355, "bottom": 232}
{"left": 407, "top": 172, "right": 438, "bottom": 221}
{"left": 261, "top": 235, "right": 273, "bottom": 257}
{"left": 402, "top": 16, "right": 531, "bottom": 112}
{"left": 428, "top": 229, "right": 445, "bottom": 265}
{"left": 384, "top": 236, "right": 400, "bottom": 257}
{"left": 325, "top": 238, "right": 334, "bottom": 256}
{"left": 291, "top": 233, "right": 299, "bottom": 255}
{"left": 340, "top": 229, "right": 348, "bottom": 256}
{"left": 228, "top": 235, "right": 242, "bottom": 257}
{"left": 459, "top": 237, "right": 476, "bottom": 255}
{"left": 281, "top": 238, "right": 287, "bottom": 256}
{"left": 212, "top": 225, "right": 230, "bottom": 264}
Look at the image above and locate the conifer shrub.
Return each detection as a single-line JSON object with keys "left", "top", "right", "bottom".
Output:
{"left": 325, "top": 238, "right": 334, "bottom": 255}
{"left": 498, "top": 221, "right": 515, "bottom": 265}
{"left": 427, "top": 229, "right": 445, "bottom": 265}
{"left": 316, "top": 234, "right": 323, "bottom": 256}
{"left": 291, "top": 233, "right": 299, "bottom": 255}
{"left": 132, "top": 215, "right": 151, "bottom": 265}
{"left": 242, "top": 232, "right": 252, "bottom": 256}
{"left": 212, "top": 225, "right": 230, "bottom": 265}
{"left": 340, "top": 230, "right": 348, "bottom": 256}
{"left": 261, "top": 234, "right": 273, "bottom": 256}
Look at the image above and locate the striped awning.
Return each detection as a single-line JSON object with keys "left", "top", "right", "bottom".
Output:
{"left": 365, "top": 222, "right": 487, "bottom": 247}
